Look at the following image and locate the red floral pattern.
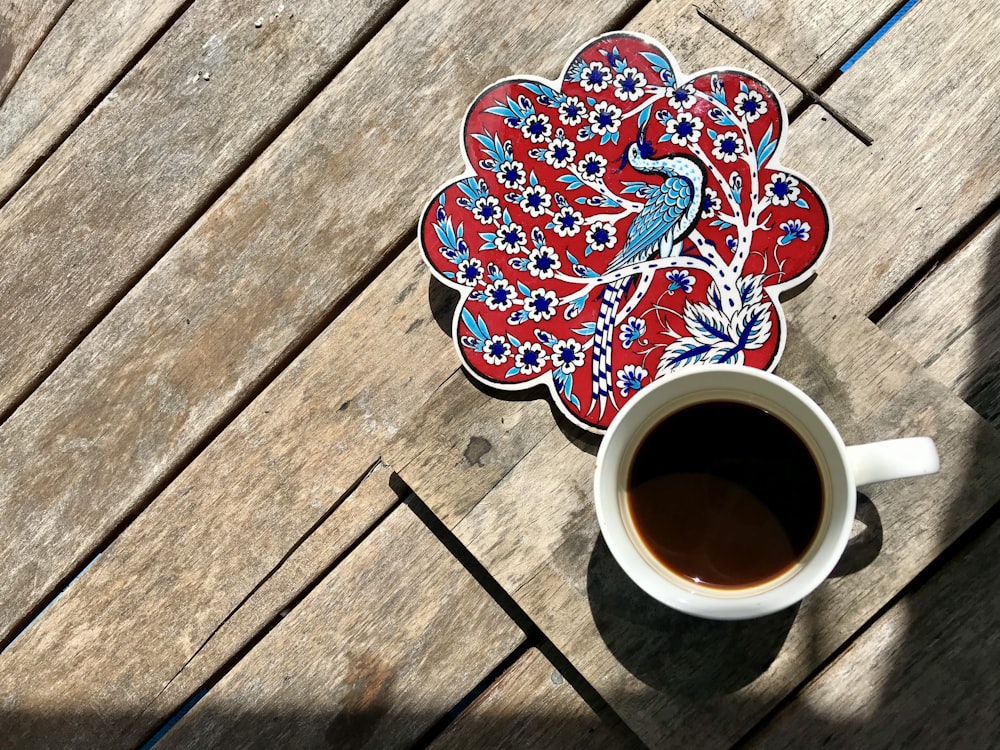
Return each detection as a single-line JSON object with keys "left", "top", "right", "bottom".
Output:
{"left": 421, "top": 32, "right": 829, "bottom": 431}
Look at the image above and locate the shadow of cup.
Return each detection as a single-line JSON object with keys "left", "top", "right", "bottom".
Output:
{"left": 830, "top": 491, "right": 883, "bottom": 578}
{"left": 587, "top": 535, "right": 797, "bottom": 700}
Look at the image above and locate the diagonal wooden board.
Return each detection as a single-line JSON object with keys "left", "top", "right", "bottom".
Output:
{"left": 880, "top": 212, "right": 1000, "bottom": 428}
{"left": 777, "top": 0, "right": 1000, "bottom": 314}
{"left": 150, "top": 505, "right": 525, "bottom": 749}
{"left": 429, "top": 648, "right": 640, "bottom": 750}
{"left": 0, "top": 0, "right": 71, "bottom": 104}
{"left": 0, "top": 0, "right": 191, "bottom": 204}
{"left": 0, "top": 248, "right": 462, "bottom": 747}
{"left": 0, "top": 0, "right": 404, "bottom": 416}
{"left": 0, "top": 0, "right": 988, "bottom": 743}
{"left": 385, "top": 275, "right": 1000, "bottom": 749}
{"left": 0, "top": 0, "right": 905, "bottom": 654}
{"left": 743, "top": 504, "right": 1000, "bottom": 748}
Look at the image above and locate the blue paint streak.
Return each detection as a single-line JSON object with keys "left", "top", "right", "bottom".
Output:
{"left": 840, "top": 0, "right": 922, "bottom": 72}
{"left": 2, "top": 554, "right": 102, "bottom": 654}
{"left": 140, "top": 687, "right": 209, "bottom": 749}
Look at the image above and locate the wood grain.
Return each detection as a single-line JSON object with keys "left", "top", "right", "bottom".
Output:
{"left": 0, "top": 0, "right": 402, "bottom": 416}
{"left": 0, "top": 0, "right": 71, "bottom": 104}
{"left": 702, "top": 0, "right": 895, "bottom": 92}
{"left": 782, "top": 0, "right": 1000, "bottom": 312}
{"left": 0, "top": 0, "right": 189, "bottom": 204}
{"left": 745, "top": 517, "right": 1000, "bottom": 749}
{"left": 431, "top": 648, "right": 637, "bottom": 750}
{"left": 0, "top": 247, "right": 458, "bottom": 747}
{"left": 154, "top": 506, "right": 523, "bottom": 749}
{"left": 879, "top": 212, "right": 1000, "bottom": 427}
{"left": 388, "top": 278, "right": 1000, "bottom": 749}
{"left": 0, "top": 0, "right": 641, "bottom": 657}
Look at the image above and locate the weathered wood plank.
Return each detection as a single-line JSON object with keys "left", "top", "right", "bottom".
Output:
{"left": 0, "top": 0, "right": 402, "bottom": 416}
{"left": 745, "top": 518, "right": 1000, "bottom": 749}
{"left": 703, "top": 0, "right": 894, "bottom": 91}
{"left": 130, "top": 462, "right": 400, "bottom": 739}
{"left": 0, "top": 0, "right": 643, "bottom": 650}
{"left": 0, "top": 0, "right": 190, "bottom": 204}
{"left": 0, "top": 0, "right": 70, "bottom": 104}
{"left": 431, "top": 648, "right": 637, "bottom": 750}
{"left": 782, "top": 0, "right": 1000, "bottom": 312}
{"left": 387, "top": 278, "right": 1000, "bottom": 749}
{"left": 879, "top": 212, "right": 1000, "bottom": 427}
{"left": 0, "top": 247, "right": 457, "bottom": 747}
{"left": 153, "top": 506, "right": 523, "bottom": 749}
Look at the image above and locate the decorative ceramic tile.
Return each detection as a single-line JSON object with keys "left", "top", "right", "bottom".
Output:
{"left": 421, "top": 32, "right": 830, "bottom": 432}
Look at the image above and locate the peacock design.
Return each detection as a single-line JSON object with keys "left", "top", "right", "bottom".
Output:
{"left": 419, "top": 32, "right": 830, "bottom": 432}
{"left": 590, "top": 138, "right": 704, "bottom": 418}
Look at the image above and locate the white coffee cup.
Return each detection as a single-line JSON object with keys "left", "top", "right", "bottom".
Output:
{"left": 593, "top": 365, "right": 939, "bottom": 620}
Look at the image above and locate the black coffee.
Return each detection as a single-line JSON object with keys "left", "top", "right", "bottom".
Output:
{"left": 626, "top": 400, "right": 823, "bottom": 589}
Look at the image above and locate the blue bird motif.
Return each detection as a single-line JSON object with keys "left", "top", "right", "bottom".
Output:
{"left": 590, "top": 138, "right": 705, "bottom": 417}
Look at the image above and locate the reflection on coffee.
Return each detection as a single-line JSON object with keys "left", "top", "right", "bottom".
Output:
{"left": 626, "top": 400, "right": 823, "bottom": 589}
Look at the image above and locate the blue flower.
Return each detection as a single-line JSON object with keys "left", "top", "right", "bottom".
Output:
{"left": 618, "top": 316, "right": 646, "bottom": 348}
{"left": 666, "top": 84, "right": 697, "bottom": 111}
{"left": 558, "top": 96, "right": 585, "bottom": 126}
{"left": 520, "top": 113, "right": 552, "bottom": 143}
{"left": 456, "top": 258, "right": 483, "bottom": 286}
{"left": 552, "top": 337, "right": 585, "bottom": 373}
{"left": 615, "top": 364, "right": 648, "bottom": 397}
{"left": 483, "top": 279, "right": 516, "bottom": 311}
{"left": 472, "top": 195, "right": 500, "bottom": 224}
{"left": 666, "top": 269, "right": 695, "bottom": 295}
{"left": 496, "top": 160, "right": 526, "bottom": 189}
{"left": 577, "top": 152, "right": 608, "bottom": 181}
{"left": 514, "top": 341, "right": 547, "bottom": 374}
{"left": 700, "top": 187, "right": 721, "bottom": 218}
{"left": 483, "top": 335, "right": 512, "bottom": 365}
{"left": 765, "top": 172, "right": 801, "bottom": 206}
{"left": 580, "top": 61, "right": 612, "bottom": 92}
{"left": 778, "top": 219, "right": 811, "bottom": 245}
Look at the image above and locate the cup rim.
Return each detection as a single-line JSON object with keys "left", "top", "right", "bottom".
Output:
{"left": 593, "top": 364, "right": 856, "bottom": 620}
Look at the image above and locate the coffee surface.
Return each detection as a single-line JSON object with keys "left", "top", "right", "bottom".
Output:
{"left": 627, "top": 400, "right": 823, "bottom": 588}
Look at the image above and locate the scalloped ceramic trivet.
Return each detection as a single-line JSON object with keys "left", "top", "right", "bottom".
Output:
{"left": 420, "top": 32, "right": 830, "bottom": 432}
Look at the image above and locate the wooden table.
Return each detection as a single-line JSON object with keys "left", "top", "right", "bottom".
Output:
{"left": 1, "top": 0, "right": 997, "bottom": 747}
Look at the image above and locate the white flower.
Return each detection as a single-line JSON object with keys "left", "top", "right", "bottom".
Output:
{"left": 615, "top": 364, "right": 648, "bottom": 397}
{"left": 666, "top": 83, "right": 697, "bottom": 110}
{"left": 520, "top": 113, "right": 552, "bottom": 143}
{"left": 551, "top": 206, "right": 584, "bottom": 237}
{"left": 482, "top": 335, "right": 512, "bottom": 366}
{"left": 619, "top": 317, "right": 645, "bottom": 348}
{"left": 587, "top": 101, "right": 623, "bottom": 135}
{"left": 495, "top": 222, "right": 527, "bottom": 254}
{"left": 712, "top": 132, "right": 744, "bottom": 163}
{"left": 764, "top": 172, "right": 802, "bottom": 206}
{"left": 544, "top": 136, "right": 576, "bottom": 169}
{"left": 580, "top": 61, "right": 612, "bottom": 92}
{"left": 585, "top": 221, "right": 616, "bottom": 251}
{"left": 558, "top": 96, "right": 585, "bottom": 126}
{"left": 577, "top": 152, "right": 608, "bottom": 181}
{"left": 700, "top": 187, "right": 721, "bottom": 218}
{"left": 455, "top": 258, "right": 482, "bottom": 286}
{"left": 496, "top": 159, "right": 526, "bottom": 189}
{"left": 552, "top": 338, "right": 586, "bottom": 373}
{"left": 483, "top": 279, "right": 515, "bottom": 311}
{"left": 526, "top": 246, "right": 561, "bottom": 279}
{"left": 613, "top": 66, "right": 647, "bottom": 102}
{"left": 733, "top": 89, "right": 768, "bottom": 123}
{"left": 515, "top": 341, "right": 547, "bottom": 374}
{"left": 472, "top": 195, "right": 500, "bottom": 224}
{"left": 665, "top": 112, "right": 703, "bottom": 147}
{"left": 523, "top": 288, "right": 558, "bottom": 322}
{"left": 518, "top": 184, "right": 551, "bottom": 217}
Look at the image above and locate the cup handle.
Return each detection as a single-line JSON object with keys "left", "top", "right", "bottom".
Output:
{"left": 845, "top": 437, "right": 940, "bottom": 487}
